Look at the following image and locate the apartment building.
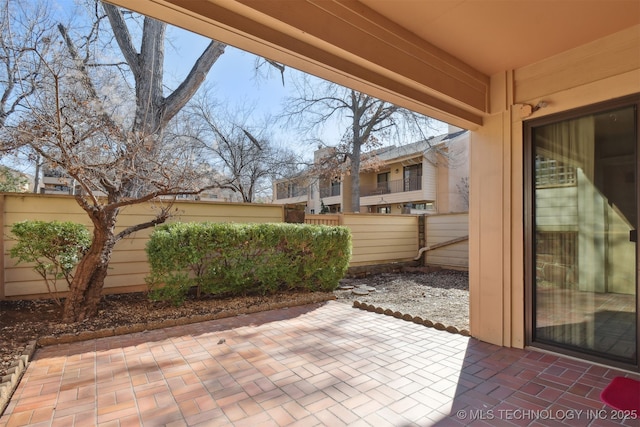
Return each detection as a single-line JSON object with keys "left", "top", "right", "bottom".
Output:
{"left": 273, "top": 128, "right": 469, "bottom": 215}
{"left": 40, "top": 165, "right": 76, "bottom": 195}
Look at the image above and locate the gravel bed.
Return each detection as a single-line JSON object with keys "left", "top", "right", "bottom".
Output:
{"left": 334, "top": 269, "right": 469, "bottom": 331}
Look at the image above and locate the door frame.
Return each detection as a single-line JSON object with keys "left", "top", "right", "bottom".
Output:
{"left": 524, "top": 94, "right": 640, "bottom": 371}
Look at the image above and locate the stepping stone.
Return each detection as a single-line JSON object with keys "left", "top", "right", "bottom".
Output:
{"left": 338, "top": 285, "right": 354, "bottom": 290}
{"left": 357, "top": 285, "right": 376, "bottom": 292}
{"left": 352, "top": 288, "right": 369, "bottom": 296}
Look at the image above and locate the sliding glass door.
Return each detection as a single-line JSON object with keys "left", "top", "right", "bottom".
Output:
{"left": 527, "top": 96, "right": 638, "bottom": 368}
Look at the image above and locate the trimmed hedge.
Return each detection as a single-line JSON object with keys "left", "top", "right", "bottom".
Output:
{"left": 146, "top": 222, "right": 351, "bottom": 304}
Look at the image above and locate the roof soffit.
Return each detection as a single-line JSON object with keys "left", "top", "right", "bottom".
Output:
{"left": 103, "top": 0, "right": 639, "bottom": 128}
{"left": 362, "top": 0, "right": 640, "bottom": 76}
{"left": 104, "top": 0, "right": 489, "bottom": 128}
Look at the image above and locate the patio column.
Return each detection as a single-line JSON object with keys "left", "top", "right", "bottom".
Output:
{"left": 469, "top": 71, "right": 523, "bottom": 348}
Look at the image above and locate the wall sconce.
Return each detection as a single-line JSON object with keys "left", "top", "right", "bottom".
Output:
{"left": 519, "top": 100, "right": 549, "bottom": 118}
{"left": 395, "top": 168, "right": 399, "bottom": 173}
{"left": 532, "top": 100, "right": 548, "bottom": 112}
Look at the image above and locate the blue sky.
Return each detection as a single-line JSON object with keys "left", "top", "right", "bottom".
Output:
{"left": 48, "top": 0, "right": 316, "bottom": 155}
{"left": 24, "top": 0, "right": 444, "bottom": 167}
{"left": 53, "top": 0, "right": 291, "bottom": 117}
{"left": 165, "top": 28, "right": 293, "bottom": 127}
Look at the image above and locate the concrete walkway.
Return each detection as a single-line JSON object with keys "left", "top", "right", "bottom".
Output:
{"left": 0, "top": 301, "right": 638, "bottom": 426}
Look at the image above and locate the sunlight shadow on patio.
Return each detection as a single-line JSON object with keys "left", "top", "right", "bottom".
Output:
{"left": 1, "top": 301, "right": 638, "bottom": 426}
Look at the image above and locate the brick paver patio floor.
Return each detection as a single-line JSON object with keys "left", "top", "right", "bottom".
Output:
{"left": 1, "top": 301, "right": 638, "bottom": 426}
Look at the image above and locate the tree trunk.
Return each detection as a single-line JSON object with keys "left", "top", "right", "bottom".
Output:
{"left": 62, "top": 209, "right": 118, "bottom": 323}
{"left": 133, "top": 17, "right": 166, "bottom": 137}
{"left": 32, "top": 155, "right": 41, "bottom": 193}
{"left": 350, "top": 149, "right": 361, "bottom": 213}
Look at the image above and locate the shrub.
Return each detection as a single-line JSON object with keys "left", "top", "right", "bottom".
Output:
{"left": 146, "top": 222, "right": 351, "bottom": 305}
{"left": 9, "top": 220, "right": 91, "bottom": 304}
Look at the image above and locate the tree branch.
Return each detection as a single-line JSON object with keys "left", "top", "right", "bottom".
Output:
{"left": 163, "top": 40, "right": 225, "bottom": 126}
{"left": 116, "top": 207, "right": 171, "bottom": 240}
{"left": 102, "top": 3, "right": 139, "bottom": 76}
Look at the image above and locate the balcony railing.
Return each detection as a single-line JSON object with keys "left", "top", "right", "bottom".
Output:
{"left": 319, "top": 185, "right": 341, "bottom": 198}
{"left": 276, "top": 186, "right": 308, "bottom": 200}
{"left": 535, "top": 158, "right": 576, "bottom": 188}
{"left": 361, "top": 176, "right": 422, "bottom": 197}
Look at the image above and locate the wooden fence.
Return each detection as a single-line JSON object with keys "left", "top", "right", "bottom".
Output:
{"left": 1, "top": 194, "right": 283, "bottom": 299}
{"left": 424, "top": 213, "right": 469, "bottom": 269}
{"left": 306, "top": 212, "right": 469, "bottom": 269}
{"left": 306, "top": 213, "right": 419, "bottom": 266}
{"left": 304, "top": 214, "right": 340, "bottom": 226}
{"left": 1, "top": 193, "right": 468, "bottom": 299}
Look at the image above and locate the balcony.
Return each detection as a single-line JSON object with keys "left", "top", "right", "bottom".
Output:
{"left": 361, "top": 176, "right": 422, "bottom": 197}
{"left": 535, "top": 158, "right": 576, "bottom": 188}
{"left": 276, "top": 186, "right": 308, "bottom": 200}
{"left": 319, "top": 185, "right": 340, "bottom": 198}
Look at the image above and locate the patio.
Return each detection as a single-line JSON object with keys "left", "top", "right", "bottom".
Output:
{"left": 0, "top": 301, "right": 638, "bottom": 427}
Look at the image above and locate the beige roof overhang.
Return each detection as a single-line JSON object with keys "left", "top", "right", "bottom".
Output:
{"left": 104, "top": 0, "right": 640, "bottom": 130}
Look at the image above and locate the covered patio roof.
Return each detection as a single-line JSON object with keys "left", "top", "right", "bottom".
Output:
{"left": 105, "top": 0, "right": 640, "bottom": 129}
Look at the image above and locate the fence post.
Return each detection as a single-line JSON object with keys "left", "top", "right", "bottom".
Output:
{"left": 417, "top": 214, "right": 426, "bottom": 266}
{"left": 0, "top": 194, "right": 5, "bottom": 300}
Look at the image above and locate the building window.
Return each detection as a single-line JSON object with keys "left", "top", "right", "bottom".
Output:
{"left": 377, "top": 172, "right": 390, "bottom": 193}
{"left": 330, "top": 180, "right": 340, "bottom": 196}
{"left": 410, "top": 202, "right": 434, "bottom": 211}
{"left": 276, "top": 181, "right": 308, "bottom": 199}
{"left": 403, "top": 164, "right": 422, "bottom": 191}
{"left": 377, "top": 206, "right": 391, "bottom": 214}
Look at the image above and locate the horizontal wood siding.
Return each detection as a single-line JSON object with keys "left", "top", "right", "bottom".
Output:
{"left": 304, "top": 214, "right": 340, "bottom": 225}
{"left": 425, "top": 213, "right": 469, "bottom": 269}
{"left": 422, "top": 160, "right": 437, "bottom": 200}
{"left": 2, "top": 193, "right": 283, "bottom": 298}
{"left": 3, "top": 194, "right": 467, "bottom": 297}
{"left": 342, "top": 213, "right": 418, "bottom": 266}
{"left": 535, "top": 186, "right": 578, "bottom": 231}
{"left": 515, "top": 26, "right": 640, "bottom": 103}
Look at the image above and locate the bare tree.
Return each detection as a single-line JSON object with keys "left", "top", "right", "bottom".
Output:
{"left": 457, "top": 176, "right": 470, "bottom": 211}
{"left": 5, "top": 1, "right": 227, "bottom": 322}
{"left": 102, "top": 4, "right": 225, "bottom": 139}
{"left": 191, "top": 96, "right": 301, "bottom": 202}
{"left": 0, "top": 0, "right": 52, "bottom": 146}
{"left": 282, "top": 77, "right": 438, "bottom": 212}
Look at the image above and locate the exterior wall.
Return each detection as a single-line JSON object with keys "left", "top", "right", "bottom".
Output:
{"left": 359, "top": 156, "right": 439, "bottom": 210}
{"left": 359, "top": 169, "right": 379, "bottom": 191}
{"left": 470, "top": 108, "right": 513, "bottom": 345}
{"left": 272, "top": 194, "right": 307, "bottom": 206}
{"left": 389, "top": 162, "right": 404, "bottom": 184}
{"left": 470, "top": 24, "right": 640, "bottom": 347}
{"left": 436, "top": 135, "right": 470, "bottom": 213}
{"left": 425, "top": 213, "right": 469, "bottom": 270}
{"left": 421, "top": 159, "right": 437, "bottom": 201}
{"left": 1, "top": 194, "right": 284, "bottom": 299}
